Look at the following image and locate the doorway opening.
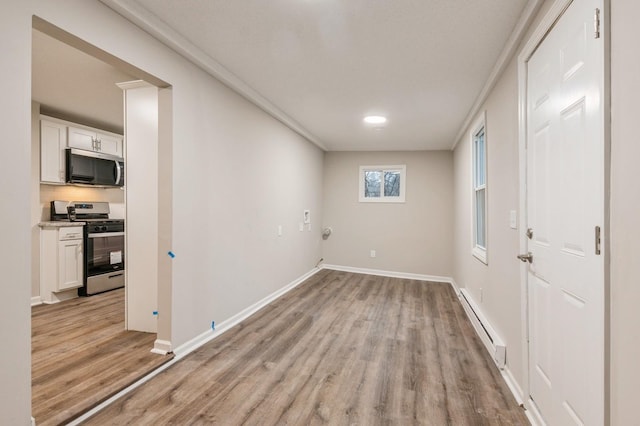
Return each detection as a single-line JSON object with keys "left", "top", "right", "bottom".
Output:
{"left": 31, "top": 16, "right": 173, "bottom": 425}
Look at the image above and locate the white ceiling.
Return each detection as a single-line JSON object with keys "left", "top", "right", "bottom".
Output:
{"left": 33, "top": 1, "right": 533, "bottom": 150}
{"left": 103, "top": 0, "right": 531, "bottom": 151}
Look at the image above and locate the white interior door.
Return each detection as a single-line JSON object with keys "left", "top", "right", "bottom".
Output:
{"left": 525, "top": 0, "right": 605, "bottom": 424}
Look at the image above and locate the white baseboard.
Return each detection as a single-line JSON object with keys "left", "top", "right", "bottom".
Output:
{"left": 172, "top": 266, "right": 322, "bottom": 359}
{"left": 322, "top": 264, "right": 454, "bottom": 284}
{"left": 151, "top": 339, "right": 172, "bottom": 355}
{"left": 524, "top": 398, "right": 545, "bottom": 426}
{"left": 31, "top": 296, "right": 42, "bottom": 306}
{"left": 449, "top": 278, "right": 461, "bottom": 296}
{"left": 458, "top": 288, "right": 506, "bottom": 369}
{"left": 501, "top": 366, "right": 525, "bottom": 406}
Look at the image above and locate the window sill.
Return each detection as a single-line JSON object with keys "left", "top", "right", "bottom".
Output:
{"left": 472, "top": 246, "right": 488, "bottom": 265}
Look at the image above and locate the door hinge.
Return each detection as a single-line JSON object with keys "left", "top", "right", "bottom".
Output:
{"left": 595, "top": 226, "right": 601, "bottom": 255}
{"left": 594, "top": 8, "right": 601, "bottom": 39}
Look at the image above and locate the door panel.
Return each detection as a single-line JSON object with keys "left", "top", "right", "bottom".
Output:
{"left": 526, "top": 0, "right": 604, "bottom": 424}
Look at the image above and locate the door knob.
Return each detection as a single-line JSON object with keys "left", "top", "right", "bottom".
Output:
{"left": 517, "top": 252, "right": 533, "bottom": 263}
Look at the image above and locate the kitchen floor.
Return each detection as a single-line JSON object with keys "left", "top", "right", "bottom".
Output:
{"left": 31, "top": 289, "right": 173, "bottom": 426}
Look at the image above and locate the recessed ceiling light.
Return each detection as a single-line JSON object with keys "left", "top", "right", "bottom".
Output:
{"left": 363, "top": 115, "right": 387, "bottom": 125}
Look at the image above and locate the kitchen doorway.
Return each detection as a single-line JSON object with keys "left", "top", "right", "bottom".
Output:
{"left": 31, "top": 16, "right": 173, "bottom": 423}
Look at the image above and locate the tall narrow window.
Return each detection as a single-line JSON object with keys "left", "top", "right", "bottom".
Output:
{"left": 472, "top": 117, "right": 487, "bottom": 263}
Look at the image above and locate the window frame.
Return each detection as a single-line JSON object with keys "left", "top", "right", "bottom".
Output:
{"left": 358, "top": 165, "right": 407, "bottom": 203}
{"left": 471, "top": 113, "right": 488, "bottom": 264}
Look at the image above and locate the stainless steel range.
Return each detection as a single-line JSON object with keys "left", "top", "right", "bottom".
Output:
{"left": 51, "top": 201, "right": 125, "bottom": 296}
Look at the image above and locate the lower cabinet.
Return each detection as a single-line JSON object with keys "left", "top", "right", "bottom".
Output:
{"left": 57, "top": 238, "right": 83, "bottom": 291}
{"left": 40, "top": 225, "right": 84, "bottom": 302}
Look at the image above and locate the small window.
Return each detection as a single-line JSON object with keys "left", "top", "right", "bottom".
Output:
{"left": 472, "top": 115, "right": 487, "bottom": 263}
{"left": 359, "top": 165, "right": 406, "bottom": 203}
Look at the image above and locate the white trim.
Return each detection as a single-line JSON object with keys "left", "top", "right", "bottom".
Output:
{"left": 151, "top": 339, "right": 172, "bottom": 355}
{"left": 31, "top": 296, "right": 42, "bottom": 306}
{"left": 451, "top": 0, "right": 545, "bottom": 150}
{"left": 116, "top": 79, "right": 153, "bottom": 90}
{"left": 458, "top": 288, "right": 506, "bottom": 368}
{"left": 449, "top": 278, "right": 461, "bottom": 296}
{"left": 525, "top": 398, "right": 547, "bottom": 426}
{"left": 470, "top": 111, "right": 488, "bottom": 264}
{"left": 172, "top": 267, "right": 321, "bottom": 358}
{"left": 501, "top": 366, "right": 525, "bottom": 406}
{"left": 98, "top": 0, "right": 326, "bottom": 151}
{"left": 358, "top": 165, "right": 406, "bottom": 203}
{"left": 322, "top": 264, "right": 453, "bottom": 285}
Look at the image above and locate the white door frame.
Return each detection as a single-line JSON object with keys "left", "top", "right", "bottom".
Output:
{"left": 517, "top": 0, "right": 611, "bottom": 422}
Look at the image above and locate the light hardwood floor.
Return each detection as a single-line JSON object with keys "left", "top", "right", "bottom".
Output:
{"left": 84, "top": 270, "right": 528, "bottom": 425}
{"left": 32, "top": 289, "right": 173, "bottom": 426}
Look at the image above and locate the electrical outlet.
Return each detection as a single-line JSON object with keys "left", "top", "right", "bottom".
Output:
{"left": 370, "top": 250, "right": 376, "bottom": 258}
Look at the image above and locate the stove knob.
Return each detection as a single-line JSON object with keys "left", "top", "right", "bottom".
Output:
{"left": 101, "top": 226, "right": 108, "bottom": 232}
{"left": 94, "top": 226, "right": 101, "bottom": 232}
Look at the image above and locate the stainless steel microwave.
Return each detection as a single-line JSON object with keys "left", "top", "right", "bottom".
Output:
{"left": 65, "top": 148, "right": 125, "bottom": 187}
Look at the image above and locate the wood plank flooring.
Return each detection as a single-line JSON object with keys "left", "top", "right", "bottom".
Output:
{"left": 32, "top": 289, "right": 173, "bottom": 426}
{"left": 85, "top": 270, "right": 528, "bottom": 425}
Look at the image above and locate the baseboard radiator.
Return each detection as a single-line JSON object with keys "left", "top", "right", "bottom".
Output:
{"left": 458, "top": 288, "right": 506, "bottom": 369}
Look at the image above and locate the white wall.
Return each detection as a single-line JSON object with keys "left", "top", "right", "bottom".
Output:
{"left": 452, "top": 54, "right": 525, "bottom": 384}
{"left": 323, "top": 151, "right": 453, "bottom": 277}
{"left": 610, "top": 1, "right": 640, "bottom": 424}
{"left": 1, "top": 1, "right": 323, "bottom": 422}
{"left": 0, "top": 1, "right": 33, "bottom": 422}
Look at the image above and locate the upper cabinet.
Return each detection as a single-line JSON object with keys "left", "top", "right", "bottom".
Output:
{"left": 40, "top": 120, "right": 67, "bottom": 183}
{"left": 68, "top": 126, "right": 122, "bottom": 156}
{"left": 40, "top": 116, "right": 123, "bottom": 184}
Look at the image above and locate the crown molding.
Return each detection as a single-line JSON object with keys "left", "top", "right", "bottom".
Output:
{"left": 451, "top": 0, "right": 545, "bottom": 150}
{"left": 99, "top": 0, "right": 327, "bottom": 151}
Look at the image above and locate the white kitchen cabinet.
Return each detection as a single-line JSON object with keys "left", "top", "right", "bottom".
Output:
{"left": 57, "top": 239, "right": 83, "bottom": 291}
{"left": 68, "top": 126, "right": 123, "bottom": 156}
{"left": 67, "top": 126, "right": 97, "bottom": 152}
{"left": 40, "top": 120, "right": 67, "bottom": 184}
{"left": 40, "top": 116, "right": 124, "bottom": 185}
{"left": 40, "top": 225, "right": 84, "bottom": 301}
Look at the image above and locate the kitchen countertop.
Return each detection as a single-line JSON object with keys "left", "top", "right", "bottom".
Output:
{"left": 39, "top": 221, "right": 86, "bottom": 228}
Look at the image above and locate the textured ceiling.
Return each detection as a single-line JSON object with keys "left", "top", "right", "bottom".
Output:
{"left": 114, "top": 0, "right": 530, "bottom": 151}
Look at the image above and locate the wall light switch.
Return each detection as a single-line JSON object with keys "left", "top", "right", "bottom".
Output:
{"left": 370, "top": 250, "right": 376, "bottom": 258}
{"left": 278, "top": 225, "right": 282, "bottom": 236}
{"left": 509, "top": 210, "right": 518, "bottom": 229}
{"left": 299, "top": 223, "right": 304, "bottom": 232}
{"left": 307, "top": 223, "right": 312, "bottom": 232}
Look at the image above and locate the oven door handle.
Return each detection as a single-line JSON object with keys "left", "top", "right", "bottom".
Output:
{"left": 88, "top": 232, "right": 125, "bottom": 238}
